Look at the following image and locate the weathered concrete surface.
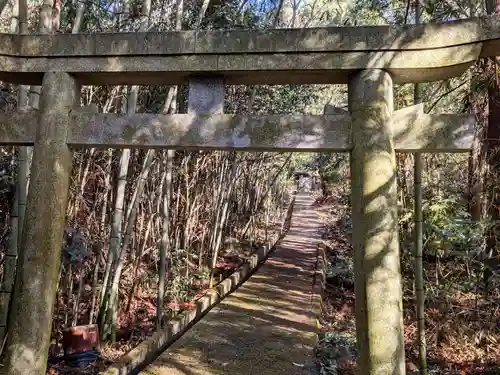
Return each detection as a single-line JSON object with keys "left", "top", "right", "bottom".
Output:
{"left": 138, "top": 193, "right": 322, "bottom": 375}
{"left": 0, "top": 72, "right": 77, "bottom": 375}
{"left": 0, "top": 109, "right": 37, "bottom": 145}
{"left": 68, "top": 112, "right": 351, "bottom": 151}
{"left": 67, "top": 110, "right": 473, "bottom": 152}
{"left": 188, "top": 77, "right": 225, "bottom": 114}
{"left": 0, "top": 108, "right": 473, "bottom": 151}
{"left": 349, "top": 69, "right": 406, "bottom": 375}
{"left": 1, "top": 16, "right": 500, "bottom": 85}
{"left": 391, "top": 103, "right": 474, "bottom": 152}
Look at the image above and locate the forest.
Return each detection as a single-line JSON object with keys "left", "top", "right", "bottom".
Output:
{"left": 0, "top": 0, "right": 498, "bottom": 374}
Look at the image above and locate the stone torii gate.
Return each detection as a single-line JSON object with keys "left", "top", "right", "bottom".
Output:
{"left": 0, "top": 16, "right": 498, "bottom": 375}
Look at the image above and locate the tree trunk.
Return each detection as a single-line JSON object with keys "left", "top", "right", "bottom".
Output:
{"left": 209, "top": 153, "right": 238, "bottom": 288}
{"left": 98, "top": 0, "right": 152, "bottom": 340}
{"left": 0, "top": 0, "right": 28, "bottom": 346}
{"left": 157, "top": 150, "right": 174, "bottom": 328}
{"left": 483, "top": 0, "right": 500, "bottom": 294}
{"left": 99, "top": 136, "right": 130, "bottom": 341}
{"left": 104, "top": 149, "right": 155, "bottom": 340}
{"left": 413, "top": 1, "right": 428, "bottom": 374}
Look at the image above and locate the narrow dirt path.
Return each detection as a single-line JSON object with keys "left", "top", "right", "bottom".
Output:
{"left": 140, "top": 192, "right": 323, "bottom": 375}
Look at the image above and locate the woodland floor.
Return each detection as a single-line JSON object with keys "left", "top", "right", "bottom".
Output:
{"left": 314, "top": 189, "right": 500, "bottom": 375}
{"left": 139, "top": 192, "right": 322, "bottom": 375}
{"left": 47, "top": 189, "right": 500, "bottom": 375}
{"left": 47, "top": 231, "right": 281, "bottom": 375}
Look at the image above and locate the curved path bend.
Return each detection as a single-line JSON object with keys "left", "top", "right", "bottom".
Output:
{"left": 140, "top": 192, "right": 323, "bottom": 375}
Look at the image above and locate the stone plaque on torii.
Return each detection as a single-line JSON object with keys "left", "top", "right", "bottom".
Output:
{"left": 0, "top": 16, "right": 497, "bottom": 375}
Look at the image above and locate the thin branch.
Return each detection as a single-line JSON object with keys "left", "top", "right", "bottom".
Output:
{"left": 426, "top": 81, "right": 468, "bottom": 114}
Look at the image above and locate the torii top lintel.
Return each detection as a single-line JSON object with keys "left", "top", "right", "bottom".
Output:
{"left": 1, "top": 15, "right": 499, "bottom": 86}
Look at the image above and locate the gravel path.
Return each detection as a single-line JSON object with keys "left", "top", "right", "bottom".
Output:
{"left": 140, "top": 193, "right": 323, "bottom": 375}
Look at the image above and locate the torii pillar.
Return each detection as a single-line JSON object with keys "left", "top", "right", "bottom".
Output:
{"left": 349, "top": 69, "right": 406, "bottom": 375}
{"left": 1, "top": 72, "right": 77, "bottom": 375}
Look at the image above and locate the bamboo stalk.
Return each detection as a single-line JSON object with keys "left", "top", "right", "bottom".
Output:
{"left": 157, "top": 150, "right": 174, "bottom": 328}
{"left": 414, "top": 1, "right": 428, "bottom": 374}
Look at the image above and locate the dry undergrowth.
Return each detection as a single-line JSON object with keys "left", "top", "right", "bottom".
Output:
{"left": 314, "top": 190, "right": 500, "bottom": 375}
{"left": 46, "top": 227, "right": 279, "bottom": 375}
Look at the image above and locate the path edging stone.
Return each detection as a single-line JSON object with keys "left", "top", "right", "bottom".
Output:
{"left": 101, "top": 194, "right": 296, "bottom": 375}
{"left": 312, "top": 241, "right": 328, "bottom": 346}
